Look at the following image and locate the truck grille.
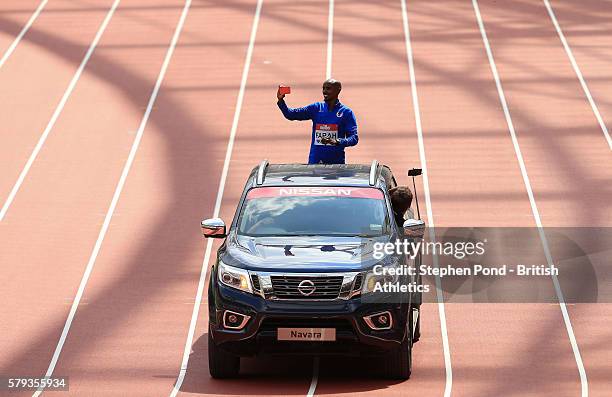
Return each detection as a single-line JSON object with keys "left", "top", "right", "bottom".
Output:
{"left": 270, "top": 275, "right": 344, "bottom": 299}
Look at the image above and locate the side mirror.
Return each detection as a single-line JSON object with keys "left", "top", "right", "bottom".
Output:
{"left": 201, "top": 217, "right": 226, "bottom": 238}
{"left": 403, "top": 218, "right": 425, "bottom": 238}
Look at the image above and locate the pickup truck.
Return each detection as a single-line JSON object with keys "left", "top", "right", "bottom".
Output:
{"left": 201, "top": 161, "right": 424, "bottom": 379}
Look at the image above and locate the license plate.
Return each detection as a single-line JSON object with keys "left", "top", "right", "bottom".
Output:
{"left": 277, "top": 328, "right": 336, "bottom": 341}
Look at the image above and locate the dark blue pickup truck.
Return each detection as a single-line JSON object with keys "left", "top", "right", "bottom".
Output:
{"left": 201, "top": 161, "right": 424, "bottom": 380}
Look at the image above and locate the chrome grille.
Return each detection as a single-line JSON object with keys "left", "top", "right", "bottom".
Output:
{"left": 270, "top": 275, "right": 343, "bottom": 299}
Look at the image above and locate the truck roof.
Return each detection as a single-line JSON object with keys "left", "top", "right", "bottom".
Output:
{"left": 249, "top": 163, "right": 393, "bottom": 187}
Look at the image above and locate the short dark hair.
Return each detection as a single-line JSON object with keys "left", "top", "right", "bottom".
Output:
{"left": 389, "top": 186, "right": 413, "bottom": 213}
{"left": 324, "top": 78, "right": 342, "bottom": 90}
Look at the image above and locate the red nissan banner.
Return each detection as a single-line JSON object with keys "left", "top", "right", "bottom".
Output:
{"left": 246, "top": 187, "right": 384, "bottom": 199}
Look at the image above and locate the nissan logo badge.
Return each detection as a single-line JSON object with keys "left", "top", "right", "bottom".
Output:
{"left": 297, "top": 280, "right": 316, "bottom": 296}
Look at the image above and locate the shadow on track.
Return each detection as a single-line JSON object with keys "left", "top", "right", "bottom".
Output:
{"left": 180, "top": 332, "right": 406, "bottom": 395}
{"left": 1, "top": 0, "right": 610, "bottom": 395}
{"left": 0, "top": 0, "right": 227, "bottom": 379}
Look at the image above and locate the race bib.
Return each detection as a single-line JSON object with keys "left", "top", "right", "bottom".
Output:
{"left": 314, "top": 124, "right": 338, "bottom": 145}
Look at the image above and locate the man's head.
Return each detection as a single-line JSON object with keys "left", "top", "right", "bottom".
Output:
{"left": 389, "top": 186, "right": 413, "bottom": 215}
{"left": 322, "top": 79, "right": 342, "bottom": 102}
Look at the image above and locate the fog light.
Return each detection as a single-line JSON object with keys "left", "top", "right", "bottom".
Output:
{"left": 363, "top": 311, "right": 393, "bottom": 330}
{"left": 223, "top": 310, "right": 250, "bottom": 330}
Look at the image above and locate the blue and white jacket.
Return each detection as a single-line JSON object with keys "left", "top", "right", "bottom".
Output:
{"left": 278, "top": 99, "right": 358, "bottom": 164}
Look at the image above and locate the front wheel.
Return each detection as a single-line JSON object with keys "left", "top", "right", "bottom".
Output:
{"left": 208, "top": 329, "right": 240, "bottom": 378}
{"left": 383, "top": 309, "right": 413, "bottom": 379}
{"left": 412, "top": 305, "right": 420, "bottom": 343}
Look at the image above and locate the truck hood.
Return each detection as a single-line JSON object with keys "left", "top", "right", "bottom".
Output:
{"left": 220, "top": 231, "right": 391, "bottom": 272}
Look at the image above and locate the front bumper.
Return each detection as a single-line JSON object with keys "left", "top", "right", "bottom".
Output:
{"left": 208, "top": 278, "right": 411, "bottom": 357}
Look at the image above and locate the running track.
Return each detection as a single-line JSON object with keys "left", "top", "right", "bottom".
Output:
{"left": 0, "top": 1, "right": 610, "bottom": 396}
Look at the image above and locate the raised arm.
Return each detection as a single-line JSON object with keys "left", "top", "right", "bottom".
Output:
{"left": 276, "top": 85, "right": 315, "bottom": 121}
{"left": 277, "top": 99, "right": 315, "bottom": 121}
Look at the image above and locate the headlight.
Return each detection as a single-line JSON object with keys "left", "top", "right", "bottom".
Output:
{"left": 217, "top": 261, "right": 252, "bottom": 294}
{"left": 362, "top": 257, "right": 403, "bottom": 294}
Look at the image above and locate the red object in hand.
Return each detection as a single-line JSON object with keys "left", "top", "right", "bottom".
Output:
{"left": 279, "top": 85, "right": 291, "bottom": 95}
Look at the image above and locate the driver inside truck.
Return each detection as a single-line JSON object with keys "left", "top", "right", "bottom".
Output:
{"left": 389, "top": 186, "right": 414, "bottom": 227}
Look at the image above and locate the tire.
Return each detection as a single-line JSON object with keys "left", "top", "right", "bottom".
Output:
{"left": 411, "top": 271, "right": 422, "bottom": 344}
{"left": 208, "top": 329, "right": 240, "bottom": 378}
{"left": 412, "top": 305, "right": 421, "bottom": 343}
{"left": 383, "top": 310, "right": 413, "bottom": 380}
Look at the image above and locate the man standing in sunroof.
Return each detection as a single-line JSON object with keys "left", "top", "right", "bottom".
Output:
{"left": 277, "top": 79, "right": 359, "bottom": 164}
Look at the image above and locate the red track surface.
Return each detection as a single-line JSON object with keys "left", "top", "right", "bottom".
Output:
{"left": 0, "top": 0, "right": 609, "bottom": 396}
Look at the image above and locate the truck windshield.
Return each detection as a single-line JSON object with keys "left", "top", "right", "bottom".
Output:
{"left": 237, "top": 186, "right": 389, "bottom": 237}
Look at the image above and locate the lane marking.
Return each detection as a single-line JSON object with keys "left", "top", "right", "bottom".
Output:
{"left": 0, "top": 0, "right": 48, "bottom": 69}
{"left": 543, "top": 0, "right": 611, "bottom": 150}
{"left": 0, "top": 0, "right": 117, "bottom": 222}
{"left": 472, "top": 1, "right": 588, "bottom": 396}
{"left": 306, "top": 356, "right": 319, "bottom": 397}
{"left": 306, "top": 2, "right": 334, "bottom": 394}
{"left": 32, "top": 0, "right": 193, "bottom": 395}
{"left": 306, "top": 3, "right": 336, "bottom": 393}
{"left": 169, "top": 0, "right": 264, "bottom": 395}
{"left": 400, "top": 1, "right": 452, "bottom": 396}
{"left": 326, "top": 0, "right": 334, "bottom": 79}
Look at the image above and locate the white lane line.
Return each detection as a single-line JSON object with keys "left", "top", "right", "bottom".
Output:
{"left": 543, "top": 0, "right": 612, "bottom": 150}
{"left": 306, "top": 356, "right": 320, "bottom": 397}
{"left": 307, "top": 3, "right": 334, "bottom": 395}
{"left": 400, "top": 1, "right": 452, "bottom": 396}
{"left": 326, "top": 0, "right": 334, "bottom": 79}
{"left": 0, "top": 0, "right": 118, "bottom": 222}
{"left": 169, "top": 0, "right": 264, "bottom": 395}
{"left": 0, "top": 0, "right": 48, "bottom": 69}
{"left": 32, "top": 0, "right": 193, "bottom": 395}
{"left": 472, "top": 1, "right": 588, "bottom": 396}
